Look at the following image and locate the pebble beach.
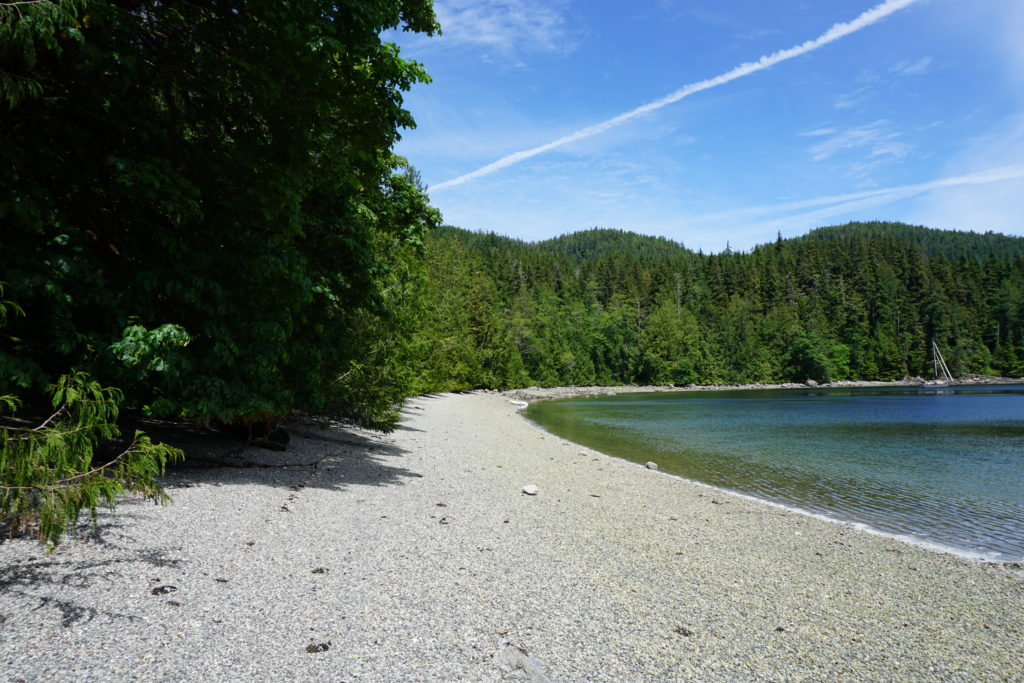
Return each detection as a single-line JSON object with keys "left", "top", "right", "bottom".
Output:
{"left": 1, "top": 391, "right": 1022, "bottom": 681}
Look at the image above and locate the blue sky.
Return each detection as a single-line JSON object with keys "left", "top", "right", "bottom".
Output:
{"left": 387, "top": 0, "right": 1024, "bottom": 252}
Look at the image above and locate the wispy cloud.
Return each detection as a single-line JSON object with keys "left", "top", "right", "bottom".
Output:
{"left": 800, "top": 127, "right": 837, "bottom": 138}
{"left": 834, "top": 57, "right": 932, "bottom": 110}
{"left": 908, "top": 115, "right": 1024, "bottom": 233}
{"left": 432, "top": 0, "right": 921, "bottom": 191}
{"left": 807, "top": 120, "right": 910, "bottom": 163}
{"left": 737, "top": 27, "right": 783, "bottom": 40}
{"left": 692, "top": 163, "right": 1024, "bottom": 227}
{"left": 430, "top": 0, "right": 572, "bottom": 56}
{"left": 891, "top": 56, "right": 933, "bottom": 75}
{"left": 833, "top": 69, "right": 881, "bottom": 110}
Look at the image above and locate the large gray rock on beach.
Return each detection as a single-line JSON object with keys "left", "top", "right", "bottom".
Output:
{"left": 493, "top": 645, "right": 550, "bottom": 682}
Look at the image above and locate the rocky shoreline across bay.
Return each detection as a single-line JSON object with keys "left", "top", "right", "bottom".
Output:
{"left": 501, "top": 374, "right": 1024, "bottom": 403}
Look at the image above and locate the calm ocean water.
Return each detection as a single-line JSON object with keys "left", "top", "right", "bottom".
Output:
{"left": 525, "top": 385, "right": 1024, "bottom": 562}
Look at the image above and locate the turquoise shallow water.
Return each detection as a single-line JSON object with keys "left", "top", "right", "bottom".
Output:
{"left": 525, "top": 385, "right": 1024, "bottom": 561}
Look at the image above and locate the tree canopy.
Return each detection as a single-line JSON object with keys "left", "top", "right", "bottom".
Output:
{"left": 1, "top": 0, "right": 441, "bottom": 428}
{"left": 1, "top": 0, "right": 441, "bottom": 542}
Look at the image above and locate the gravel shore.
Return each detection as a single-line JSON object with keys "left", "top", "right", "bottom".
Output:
{"left": 2, "top": 392, "right": 1022, "bottom": 681}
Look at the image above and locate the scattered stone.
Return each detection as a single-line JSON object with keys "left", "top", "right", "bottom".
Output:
{"left": 305, "top": 642, "right": 331, "bottom": 653}
{"left": 775, "top": 626, "right": 787, "bottom": 633}
{"left": 674, "top": 626, "right": 695, "bottom": 637}
{"left": 214, "top": 578, "right": 230, "bottom": 583}
{"left": 522, "top": 484, "right": 539, "bottom": 496}
{"left": 166, "top": 600, "right": 182, "bottom": 607}
{"left": 311, "top": 567, "right": 328, "bottom": 574}
{"left": 439, "top": 516, "right": 451, "bottom": 525}
{"left": 806, "top": 379, "right": 819, "bottom": 387}
{"left": 646, "top": 461, "right": 658, "bottom": 470}
{"left": 493, "top": 645, "right": 550, "bottom": 682}
{"left": 150, "top": 585, "right": 177, "bottom": 595}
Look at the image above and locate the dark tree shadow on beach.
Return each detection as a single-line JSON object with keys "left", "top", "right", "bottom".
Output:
{"left": 0, "top": 513, "right": 181, "bottom": 627}
{"left": 0, "top": 408, "right": 435, "bottom": 630}
{"left": 127, "top": 414, "right": 426, "bottom": 494}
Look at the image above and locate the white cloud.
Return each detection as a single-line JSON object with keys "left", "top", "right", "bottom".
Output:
{"left": 807, "top": 121, "right": 910, "bottom": 164}
{"left": 800, "top": 127, "right": 837, "bottom": 137}
{"left": 891, "top": 56, "right": 933, "bottom": 75}
{"left": 833, "top": 94, "right": 863, "bottom": 111}
{"left": 430, "top": 0, "right": 573, "bottom": 56}
{"left": 832, "top": 70, "right": 880, "bottom": 110}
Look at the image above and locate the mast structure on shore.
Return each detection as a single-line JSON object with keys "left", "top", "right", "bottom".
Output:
{"left": 931, "top": 341, "right": 954, "bottom": 385}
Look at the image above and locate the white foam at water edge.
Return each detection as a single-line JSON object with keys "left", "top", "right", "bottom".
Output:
{"left": 676, "top": 472, "right": 1015, "bottom": 563}
{"left": 675, "top": 474, "right": 1015, "bottom": 563}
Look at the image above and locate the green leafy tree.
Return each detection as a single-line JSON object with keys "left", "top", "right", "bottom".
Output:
{"left": 1, "top": 0, "right": 439, "bottom": 429}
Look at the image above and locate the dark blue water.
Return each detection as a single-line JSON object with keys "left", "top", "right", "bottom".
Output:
{"left": 525, "top": 385, "right": 1024, "bottom": 561}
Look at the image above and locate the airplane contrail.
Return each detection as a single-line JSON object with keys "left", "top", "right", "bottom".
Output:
{"left": 431, "top": 0, "right": 921, "bottom": 192}
{"left": 685, "top": 163, "right": 1024, "bottom": 247}
{"left": 693, "top": 163, "right": 1024, "bottom": 223}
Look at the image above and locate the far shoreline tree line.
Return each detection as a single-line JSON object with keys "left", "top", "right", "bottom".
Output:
{"left": 408, "top": 223, "right": 1024, "bottom": 392}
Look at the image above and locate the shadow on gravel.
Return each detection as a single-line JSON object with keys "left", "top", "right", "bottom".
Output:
{"left": 0, "top": 513, "right": 180, "bottom": 627}
{"left": 0, "top": 414, "right": 428, "bottom": 629}
{"left": 141, "top": 418, "right": 424, "bottom": 493}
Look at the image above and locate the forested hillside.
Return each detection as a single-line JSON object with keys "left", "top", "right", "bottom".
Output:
{"left": 408, "top": 222, "right": 1024, "bottom": 390}
{"left": 801, "top": 222, "right": 1024, "bottom": 261}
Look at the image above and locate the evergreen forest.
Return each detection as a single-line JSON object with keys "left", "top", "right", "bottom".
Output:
{"left": 2, "top": 1, "right": 1022, "bottom": 542}
{"left": 407, "top": 223, "right": 1024, "bottom": 391}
